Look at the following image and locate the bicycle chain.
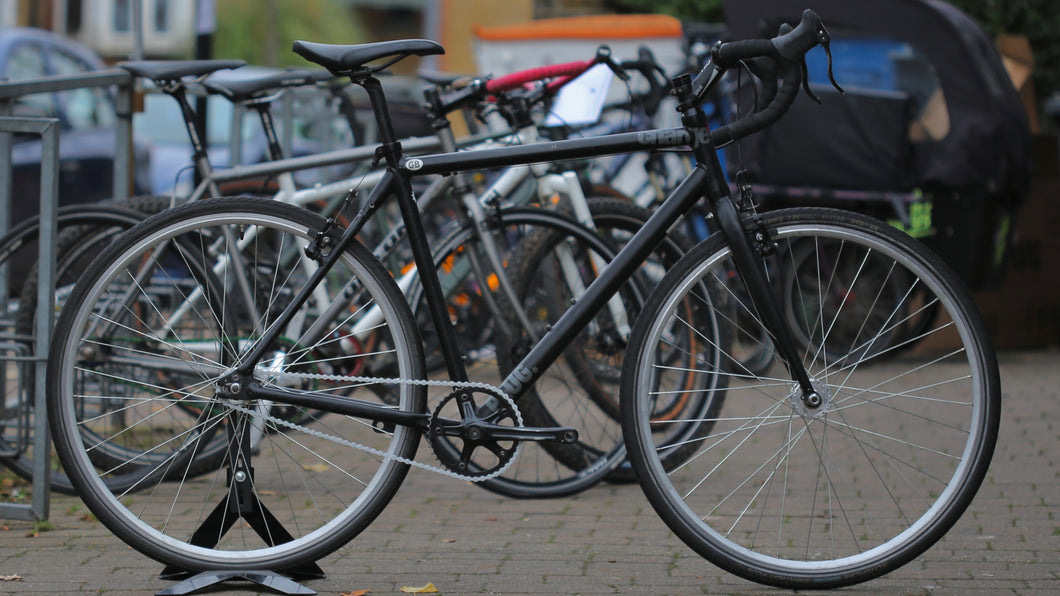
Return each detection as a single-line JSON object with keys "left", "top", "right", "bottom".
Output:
{"left": 218, "top": 369, "right": 524, "bottom": 482}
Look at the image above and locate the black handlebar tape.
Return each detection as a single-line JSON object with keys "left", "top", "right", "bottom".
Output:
{"left": 714, "top": 39, "right": 778, "bottom": 67}
{"left": 711, "top": 60, "right": 800, "bottom": 147}
{"left": 743, "top": 56, "right": 780, "bottom": 110}
{"left": 713, "top": 9, "right": 822, "bottom": 68}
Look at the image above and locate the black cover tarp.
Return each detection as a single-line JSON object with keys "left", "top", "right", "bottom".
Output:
{"left": 722, "top": 0, "right": 1031, "bottom": 199}
{"left": 738, "top": 84, "right": 916, "bottom": 191}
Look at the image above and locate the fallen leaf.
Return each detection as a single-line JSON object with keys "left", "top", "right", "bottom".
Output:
{"left": 441, "top": 538, "right": 456, "bottom": 543}
{"left": 399, "top": 583, "right": 438, "bottom": 593}
{"left": 302, "top": 463, "right": 330, "bottom": 473}
{"left": 0, "top": 574, "right": 22, "bottom": 581}
{"left": 340, "top": 590, "right": 369, "bottom": 596}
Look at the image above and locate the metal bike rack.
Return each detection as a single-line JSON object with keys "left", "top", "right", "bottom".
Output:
{"left": 0, "top": 68, "right": 133, "bottom": 522}
{"left": 0, "top": 116, "right": 59, "bottom": 522}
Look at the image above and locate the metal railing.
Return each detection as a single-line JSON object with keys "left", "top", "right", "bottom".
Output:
{"left": 0, "top": 115, "right": 59, "bottom": 522}
{"left": 0, "top": 68, "right": 136, "bottom": 206}
{"left": 0, "top": 69, "right": 137, "bottom": 521}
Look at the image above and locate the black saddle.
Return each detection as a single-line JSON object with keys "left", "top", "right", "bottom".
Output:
{"left": 203, "top": 69, "right": 334, "bottom": 103}
{"left": 419, "top": 70, "right": 475, "bottom": 88}
{"left": 292, "top": 39, "right": 444, "bottom": 77}
{"left": 120, "top": 59, "right": 245, "bottom": 83}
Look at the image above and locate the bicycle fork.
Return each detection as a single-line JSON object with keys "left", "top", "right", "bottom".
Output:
{"left": 694, "top": 144, "right": 821, "bottom": 407}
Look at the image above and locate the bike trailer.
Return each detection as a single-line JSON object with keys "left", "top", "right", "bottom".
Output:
{"left": 721, "top": 0, "right": 1031, "bottom": 289}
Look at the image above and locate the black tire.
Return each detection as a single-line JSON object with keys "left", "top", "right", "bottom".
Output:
{"left": 47, "top": 197, "right": 426, "bottom": 572}
{"left": 621, "top": 208, "right": 1000, "bottom": 589}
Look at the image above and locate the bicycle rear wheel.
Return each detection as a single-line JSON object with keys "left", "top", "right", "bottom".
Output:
{"left": 47, "top": 197, "right": 426, "bottom": 572}
{"left": 621, "top": 208, "right": 1000, "bottom": 588}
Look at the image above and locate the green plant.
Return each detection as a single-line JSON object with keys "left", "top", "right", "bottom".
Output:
{"left": 948, "top": 0, "right": 1060, "bottom": 101}
{"left": 606, "top": 0, "right": 723, "bottom": 22}
{"left": 213, "top": 0, "right": 367, "bottom": 67}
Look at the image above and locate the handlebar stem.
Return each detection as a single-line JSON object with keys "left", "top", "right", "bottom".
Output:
{"left": 671, "top": 73, "right": 728, "bottom": 202}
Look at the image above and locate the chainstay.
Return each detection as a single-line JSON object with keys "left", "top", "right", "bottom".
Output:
{"left": 221, "top": 369, "right": 524, "bottom": 482}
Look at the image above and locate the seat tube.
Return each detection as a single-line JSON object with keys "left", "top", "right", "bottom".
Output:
{"left": 362, "top": 76, "right": 471, "bottom": 384}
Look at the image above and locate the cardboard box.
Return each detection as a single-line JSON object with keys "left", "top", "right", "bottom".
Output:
{"left": 997, "top": 34, "right": 1040, "bottom": 133}
{"left": 970, "top": 134, "right": 1060, "bottom": 348}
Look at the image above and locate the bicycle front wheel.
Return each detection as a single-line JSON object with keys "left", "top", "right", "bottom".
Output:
{"left": 47, "top": 197, "right": 426, "bottom": 572}
{"left": 621, "top": 207, "right": 1000, "bottom": 588}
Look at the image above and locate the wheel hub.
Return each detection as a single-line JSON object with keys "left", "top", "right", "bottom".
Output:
{"left": 789, "top": 379, "right": 834, "bottom": 419}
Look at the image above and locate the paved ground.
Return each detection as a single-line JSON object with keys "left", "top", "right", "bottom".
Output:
{"left": 0, "top": 349, "right": 1057, "bottom": 595}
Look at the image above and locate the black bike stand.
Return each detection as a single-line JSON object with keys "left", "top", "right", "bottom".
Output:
{"left": 156, "top": 569, "right": 317, "bottom": 595}
{"left": 156, "top": 416, "right": 325, "bottom": 595}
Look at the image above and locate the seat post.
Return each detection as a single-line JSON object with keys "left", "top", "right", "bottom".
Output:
{"left": 358, "top": 76, "right": 403, "bottom": 166}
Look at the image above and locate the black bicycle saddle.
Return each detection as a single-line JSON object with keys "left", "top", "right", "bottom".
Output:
{"left": 119, "top": 59, "right": 245, "bottom": 83}
{"left": 292, "top": 39, "right": 444, "bottom": 77}
{"left": 203, "top": 69, "right": 334, "bottom": 102}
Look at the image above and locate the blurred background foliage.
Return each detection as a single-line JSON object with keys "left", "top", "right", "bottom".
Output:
{"left": 949, "top": 0, "right": 1060, "bottom": 96}
{"left": 607, "top": 0, "right": 1060, "bottom": 99}
{"left": 211, "top": 0, "right": 1059, "bottom": 99}
{"left": 213, "top": 0, "right": 366, "bottom": 68}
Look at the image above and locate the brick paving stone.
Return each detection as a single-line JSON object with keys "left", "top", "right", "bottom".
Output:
{"left": 1, "top": 349, "right": 1058, "bottom": 594}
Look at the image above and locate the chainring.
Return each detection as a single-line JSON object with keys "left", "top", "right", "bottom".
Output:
{"left": 427, "top": 387, "right": 523, "bottom": 479}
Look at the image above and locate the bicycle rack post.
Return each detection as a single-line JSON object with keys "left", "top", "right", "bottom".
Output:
{"left": 0, "top": 115, "right": 59, "bottom": 522}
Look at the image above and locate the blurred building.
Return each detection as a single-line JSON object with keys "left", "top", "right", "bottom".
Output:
{"left": 346, "top": 0, "right": 611, "bottom": 73}
{"left": 5, "top": 0, "right": 196, "bottom": 58}
{"left": 5, "top": 0, "right": 614, "bottom": 67}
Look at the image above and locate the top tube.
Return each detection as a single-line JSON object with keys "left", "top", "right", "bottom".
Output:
{"left": 404, "top": 127, "right": 697, "bottom": 176}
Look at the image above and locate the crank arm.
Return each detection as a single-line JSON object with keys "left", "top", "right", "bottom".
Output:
{"left": 432, "top": 418, "right": 579, "bottom": 444}
{"left": 487, "top": 425, "right": 579, "bottom": 444}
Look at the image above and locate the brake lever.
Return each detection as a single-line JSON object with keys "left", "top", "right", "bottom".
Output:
{"left": 800, "top": 59, "right": 821, "bottom": 104}
{"left": 595, "top": 45, "right": 631, "bottom": 82}
{"left": 824, "top": 38, "right": 845, "bottom": 95}
{"left": 799, "top": 22, "right": 844, "bottom": 103}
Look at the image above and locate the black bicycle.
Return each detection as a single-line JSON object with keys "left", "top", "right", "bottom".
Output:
{"left": 46, "top": 11, "right": 999, "bottom": 589}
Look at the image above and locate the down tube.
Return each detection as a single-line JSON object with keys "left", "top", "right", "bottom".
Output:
{"left": 498, "top": 165, "right": 709, "bottom": 399}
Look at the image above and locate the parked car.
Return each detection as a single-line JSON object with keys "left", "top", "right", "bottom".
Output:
{"left": 1, "top": 26, "right": 151, "bottom": 224}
